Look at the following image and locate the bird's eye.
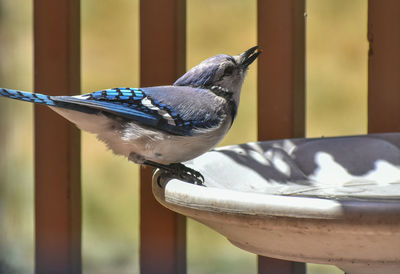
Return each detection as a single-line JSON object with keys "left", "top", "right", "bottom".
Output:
{"left": 224, "top": 66, "right": 234, "bottom": 76}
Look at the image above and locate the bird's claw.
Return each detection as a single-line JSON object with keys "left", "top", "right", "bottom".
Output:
{"left": 166, "top": 163, "right": 204, "bottom": 186}
{"left": 175, "top": 164, "right": 204, "bottom": 186}
{"left": 144, "top": 160, "right": 205, "bottom": 186}
{"left": 156, "top": 164, "right": 203, "bottom": 186}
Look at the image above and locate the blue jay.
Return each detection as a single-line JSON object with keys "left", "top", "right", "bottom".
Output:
{"left": 0, "top": 46, "right": 260, "bottom": 185}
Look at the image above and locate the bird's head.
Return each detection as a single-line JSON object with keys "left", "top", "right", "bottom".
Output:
{"left": 174, "top": 46, "right": 261, "bottom": 104}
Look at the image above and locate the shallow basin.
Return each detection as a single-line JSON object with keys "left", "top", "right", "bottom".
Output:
{"left": 152, "top": 133, "right": 400, "bottom": 274}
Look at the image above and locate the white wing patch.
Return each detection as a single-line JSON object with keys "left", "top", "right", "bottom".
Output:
{"left": 141, "top": 97, "right": 176, "bottom": 126}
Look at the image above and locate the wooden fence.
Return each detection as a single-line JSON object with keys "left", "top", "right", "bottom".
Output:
{"left": 31, "top": 0, "right": 400, "bottom": 273}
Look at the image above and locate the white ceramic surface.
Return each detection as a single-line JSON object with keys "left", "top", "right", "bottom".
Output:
{"left": 152, "top": 133, "right": 400, "bottom": 274}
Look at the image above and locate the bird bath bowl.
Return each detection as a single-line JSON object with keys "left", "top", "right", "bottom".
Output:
{"left": 152, "top": 133, "right": 400, "bottom": 274}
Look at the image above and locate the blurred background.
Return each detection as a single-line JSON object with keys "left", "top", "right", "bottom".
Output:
{"left": 0, "top": 0, "right": 367, "bottom": 273}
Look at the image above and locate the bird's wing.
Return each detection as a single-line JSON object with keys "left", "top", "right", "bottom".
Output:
{"left": 52, "top": 86, "right": 224, "bottom": 136}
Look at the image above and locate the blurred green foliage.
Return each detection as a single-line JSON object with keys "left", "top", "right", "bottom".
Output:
{"left": 0, "top": 0, "right": 367, "bottom": 273}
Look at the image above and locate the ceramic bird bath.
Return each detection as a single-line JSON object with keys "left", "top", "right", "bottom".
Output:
{"left": 152, "top": 133, "right": 400, "bottom": 274}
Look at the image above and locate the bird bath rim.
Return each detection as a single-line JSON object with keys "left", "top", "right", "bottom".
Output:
{"left": 152, "top": 175, "right": 400, "bottom": 274}
{"left": 153, "top": 175, "right": 400, "bottom": 220}
{"left": 152, "top": 133, "right": 400, "bottom": 274}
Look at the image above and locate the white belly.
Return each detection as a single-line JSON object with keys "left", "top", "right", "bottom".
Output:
{"left": 118, "top": 121, "right": 230, "bottom": 164}
{"left": 50, "top": 106, "right": 230, "bottom": 164}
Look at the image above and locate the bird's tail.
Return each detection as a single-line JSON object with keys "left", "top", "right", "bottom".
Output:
{"left": 0, "top": 88, "right": 57, "bottom": 106}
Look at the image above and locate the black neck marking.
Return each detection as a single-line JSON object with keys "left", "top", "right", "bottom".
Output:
{"left": 227, "top": 100, "right": 237, "bottom": 128}
{"left": 209, "top": 86, "right": 237, "bottom": 128}
{"left": 210, "top": 85, "right": 233, "bottom": 100}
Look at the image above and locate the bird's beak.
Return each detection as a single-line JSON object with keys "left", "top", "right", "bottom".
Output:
{"left": 240, "top": 46, "right": 262, "bottom": 68}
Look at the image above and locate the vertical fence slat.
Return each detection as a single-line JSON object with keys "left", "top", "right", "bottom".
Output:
{"left": 34, "top": 0, "right": 81, "bottom": 273}
{"left": 139, "top": 1, "right": 186, "bottom": 273}
{"left": 257, "top": 0, "right": 305, "bottom": 140}
{"left": 368, "top": 0, "right": 400, "bottom": 133}
{"left": 257, "top": 0, "right": 306, "bottom": 273}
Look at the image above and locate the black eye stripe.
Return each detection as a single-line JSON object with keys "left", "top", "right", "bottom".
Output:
{"left": 227, "top": 56, "right": 237, "bottom": 65}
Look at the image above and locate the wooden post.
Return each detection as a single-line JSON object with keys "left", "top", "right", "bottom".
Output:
{"left": 257, "top": 0, "right": 306, "bottom": 140}
{"left": 139, "top": 0, "right": 187, "bottom": 273}
{"left": 257, "top": 0, "right": 306, "bottom": 273}
{"left": 368, "top": 0, "right": 400, "bottom": 133}
{"left": 34, "top": 0, "right": 81, "bottom": 273}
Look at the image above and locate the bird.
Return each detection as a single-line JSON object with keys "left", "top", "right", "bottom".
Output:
{"left": 0, "top": 46, "right": 261, "bottom": 185}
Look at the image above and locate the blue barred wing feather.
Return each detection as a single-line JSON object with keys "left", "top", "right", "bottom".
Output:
{"left": 0, "top": 86, "right": 223, "bottom": 136}
{"left": 53, "top": 86, "right": 223, "bottom": 136}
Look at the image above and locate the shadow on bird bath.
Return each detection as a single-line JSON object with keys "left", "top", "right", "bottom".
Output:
{"left": 153, "top": 133, "right": 400, "bottom": 274}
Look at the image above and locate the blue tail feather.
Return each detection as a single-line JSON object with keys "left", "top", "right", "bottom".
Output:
{"left": 0, "top": 88, "right": 57, "bottom": 106}
{"left": 0, "top": 87, "right": 193, "bottom": 136}
{"left": 0, "top": 87, "right": 163, "bottom": 129}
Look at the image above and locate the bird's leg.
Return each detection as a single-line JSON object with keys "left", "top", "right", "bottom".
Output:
{"left": 128, "top": 152, "right": 204, "bottom": 185}
{"left": 143, "top": 160, "right": 204, "bottom": 186}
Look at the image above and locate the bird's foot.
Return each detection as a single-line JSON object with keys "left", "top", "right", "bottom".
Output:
{"left": 167, "top": 163, "right": 205, "bottom": 186}
{"left": 144, "top": 161, "right": 204, "bottom": 186}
